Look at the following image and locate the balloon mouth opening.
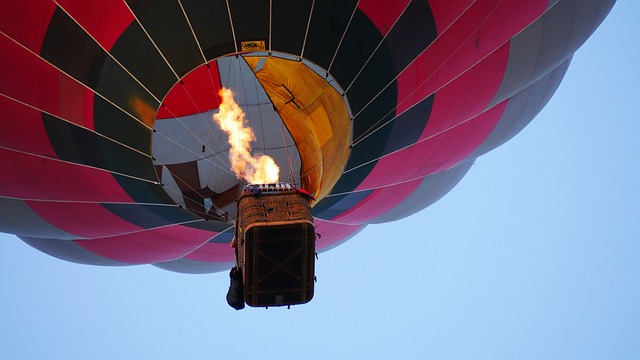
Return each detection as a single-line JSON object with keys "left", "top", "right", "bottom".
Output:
{"left": 148, "top": 52, "right": 352, "bottom": 221}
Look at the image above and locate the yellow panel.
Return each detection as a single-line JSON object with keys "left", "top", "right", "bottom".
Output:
{"left": 245, "top": 56, "right": 351, "bottom": 203}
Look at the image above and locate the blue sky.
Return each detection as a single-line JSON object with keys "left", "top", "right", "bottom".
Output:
{"left": 1, "top": 2, "right": 639, "bottom": 359}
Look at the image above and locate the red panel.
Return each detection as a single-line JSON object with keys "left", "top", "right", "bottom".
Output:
{"left": 0, "top": 96, "right": 58, "bottom": 158}
{"left": 74, "top": 225, "right": 217, "bottom": 263}
{"left": 156, "top": 62, "right": 222, "bottom": 119}
{"left": 24, "top": 201, "right": 143, "bottom": 239}
{"left": 55, "top": 0, "right": 135, "bottom": 51}
{"left": 313, "top": 218, "right": 364, "bottom": 250}
{"left": 333, "top": 179, "right": 421, "bottom": 224}
{"left": 396, "top": 0, "right": 546, "bottom": 115}
{"left": 0, "top": 35, "right": 94, "bottom": 129}
{"left": 183, "top": 242, "right": 235, "bottom": 263}
{"left": 358, "top": 0, "right": 411, "bottom": 36}
{"left": 355, "top": 102, "right": 506, "bottom": 191}
{"left": 421, "top": 44, "right": 509, "bottom": 139}
{"left": 0, "top": 0, "right": 56, "bottom": 53}
{"left": 0, "top": 148, "right": 134, "bottom": 202}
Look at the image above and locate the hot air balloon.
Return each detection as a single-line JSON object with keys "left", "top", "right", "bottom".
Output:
{"left": 0, "top": 0, "right": 616, "bottom": 280}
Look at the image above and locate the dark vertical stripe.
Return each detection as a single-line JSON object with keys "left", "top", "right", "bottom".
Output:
{"left": 112, "top": 174, "right": 174, "bottom": 204}
{"left": 108, "top": 22, "right": 177, "bottom": 100}
{"left": 329, "top": 10, "right": 382, "bottom": 95}
{"left": 181, "top": 0, "right": 235, "bottom": 60}
{"left": 42, "top": 113, "right": 156, "bottom": 181}
{"left": 271, "top": 0, "right": 313, "bottom": 55}
{"left": 381, "top": 96, "right": 434, "bottom": 155}
{"left": 93, "top": 96, "right": 152, "bottom": 154}
{"left": 228, "top": 0, "right": 270, "bottom": 49}
{"left": 348, "top": 0, "right": 436, "bottom": 121}
{"left": 305, "top": 0, "right": 358, "bottom": 70}
{"left": 40, "top": 8, "right": 107, "bottom": 90}
{"left": 325, "top": 1, "right": 437, "bottom": 196}
{"left": 40, "top": 6, "right": 161, "bottom": 123}
{"left": 384, "top": 0, "right": 437, "bottom": 73}
{"left": 125, "top": 0, "right": 203, "bottom": 77}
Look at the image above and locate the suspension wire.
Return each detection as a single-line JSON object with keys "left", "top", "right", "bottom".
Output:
{"left": 0, "top": 92, "right": 151, "bottom": 160}
{"left": 44, "top": 3, "right": 239, "bottom": 217}
{"left": 50, "top": 1, "right": 162, "bottom": 104}
{"left": 152, "top": 100, "right": 237, "bottom": 220}
{"left": 0, "top": 143, "right": 162, "bottom": 192}
{"left": 350, "top": 0, "right": 528, "bottom": 149}
{"left": 0, "top": 193, "right": 180, "bottom": 208}
{"left": 245, "top": 56, "right": 272, "bottom": 183}
{"left": 327, "top": 0, "right": 360, "bottom": 74}
{"left": 0, "top": 30, "right": 152, "bottom": 131}
{"left": 299, "top": 0, "right": 316, "bottom": 59}
{"left": 1, "top": 31, "right": 231, "bottom": 214}
{"left": 342, "top": 1, "right": 412, "bottom": 95}
{"left": 121, "top": 0, "right": 237, "bottom": 176}
{"left": 225, "top": 0, "right": 239, "bottom": 54}
{"left": 240, "top": 53, "right": 299, "bottom": 187}
{"left": 177, "top": 0, "right": 208, "bottom": 64}
{"left": 326, "top": 0, "right": 554, "bottom": 196}
{"left": 164, "top": 81, "right": 235, "bottom": 174}
{"left": 35, "top": 3, "right": 236, "bottom": 181}
{"left": 339, "top": 0, "right": 536, "bottom": 174}
{"left": 269, "top": 0, "right": 272, "bottom": 53}
{"left": 121, "top": 0, "right": 180, "bottom": 80}
{"left": 281, "top": 121, "right": 296, "bottom": 187}
{"left": 327, "top": 160, "right": 474, "bottom": 198}
{"left": 41, "top": 0, "right": 499, "bottom": 208}
{"left": 349, "top": 0, "right": 485, "bottom": 146}
{"left": 313, "top": 0, "right": 525, "bottom": 197}
{"left": 157, "top": 165, "right": 230, "bottom": 220}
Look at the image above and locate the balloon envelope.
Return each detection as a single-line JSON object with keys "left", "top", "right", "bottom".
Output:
{"left": 0, "top": 0, "right": 615, "bottom": 273}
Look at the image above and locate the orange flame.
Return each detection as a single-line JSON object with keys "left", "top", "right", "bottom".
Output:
{"left": 213, "top": 88, "right": 280, "bottom": 184}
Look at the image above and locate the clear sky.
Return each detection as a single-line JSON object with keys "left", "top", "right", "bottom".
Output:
{"left": 1, "top": 2, "right": 639, "bottom": 360}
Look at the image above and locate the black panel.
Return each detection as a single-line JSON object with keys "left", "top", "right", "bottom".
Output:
{"left": 326, "top": 161, "right": 376, "bottom": 195}
{"left": 93, "top": 97, "right": 152, "bottom": 155}
{"left": 208, "top": 227, "right": 234, "bottom": 244}
{"left": 305, "top": 0, "right": 358, "bottom": 69}
{"left": 271, "top": 0, "right": 313, "bottom": 55}
{"left": 92, "top": 54, "right": 160, "bottom": 126}
{"left": 313, "top": 190, "right": 372, "bottom": 220}
{"left": 338, "top": 97, "right": 433, "bottom": 189}
{"left": 40, "top": 8, "right": 108, "bottom": 90}
{"left": 348, "top": 0, "right": 437, "bottom": 116}
{"left": 102, "top": 203, "right": 230, "bottom": 231}
{"left": 126, "top": 0, "right": 204, "bottom": 77}
{"left": 41, "top": 7, "right": 160, "bottom": 117}
{"left": 181, "top": 0, "right": 235, "bottom": 59}
{"left": 108, "top": 22, "right": 177, "bottom": 100}
{"left": 316, "top": 10, "right": 390, "bottom": 196}
{"left": 125, "top": 0, "right": 156, "bottom": 14}
{"left": 384, "top": 0, "right": 437, "bottom": 73}
{"left": 351, "top": 80, "right": 397, "bottom": 140}
{"left": 228, "top": 0, "right": 270, "bottom": 49}
{"left": 42, "top": 114, "right": 156, "bottom": 182}
{"left": 323, "top": 1, "right": 437, "bottom": 197}
{"left": 382, "top": 96, "right": 434, "bottom": 155}
{"left": 112, "top": 174, "right": 175, "bottom": 204}
{"left": 329, "top": 10, "right": 382, "bottom": 94}
{"left": 349, "top": 109, "right": 395, "bottom": 166}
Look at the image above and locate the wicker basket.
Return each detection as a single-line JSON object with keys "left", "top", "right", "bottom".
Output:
{"left": 236, "top": 189, "right": 315, "bottom": 307}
